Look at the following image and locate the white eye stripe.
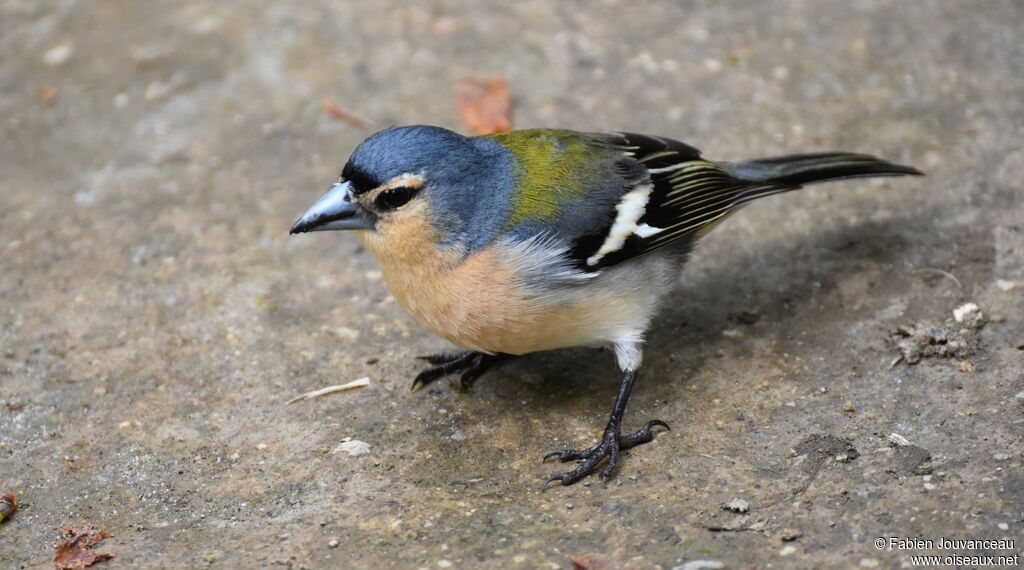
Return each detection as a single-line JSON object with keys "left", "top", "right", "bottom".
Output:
{"left": 384, "top": 172, "right": 425, "bottom": 190}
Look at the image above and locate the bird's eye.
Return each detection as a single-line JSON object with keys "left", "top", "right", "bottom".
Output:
{"left": 374, "top": 185, "right": 420, "bottom": 212}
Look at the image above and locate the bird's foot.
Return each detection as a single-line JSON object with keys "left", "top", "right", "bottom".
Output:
{"left": 541, "top": 420, "right": 669, "bottom": 487}
{"left": 410, "top": 351, "right": 503, "bottom": 392}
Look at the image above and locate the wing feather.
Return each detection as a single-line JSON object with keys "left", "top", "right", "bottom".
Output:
{"left": 572, "top": 132, "right": 783, "bottom": 269}
{"left": 563, "top": 131, "right": 918, "bottom": 270}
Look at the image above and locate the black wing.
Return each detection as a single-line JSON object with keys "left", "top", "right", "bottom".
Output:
{"left": 573, "top": 132, "right": 925, "bottom": 270}
{"left": 571, "top": 132, "right": 920, "bottom": 270}
{"left": 571, "top": 132, "right": 790, "bottom": 270}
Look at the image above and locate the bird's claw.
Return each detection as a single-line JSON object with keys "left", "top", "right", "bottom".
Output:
{"left": 620, "top": 419, "right": 670, "bottom": 447}
{"left": 415, "top": 352, "right": 466, "bottom": 365}
{"left": 542, "top": 442, "right": 599, "bottom": 463}
{"left": 541, "top": 419, "right": 669, "bottom": 488}
{"left": 410, "top": 351, "right": 503, "bottom": 392}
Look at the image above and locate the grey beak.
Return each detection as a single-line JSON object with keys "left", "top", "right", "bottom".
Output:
{"left": 290, "top": 181, "right": 375, "bottom": 234}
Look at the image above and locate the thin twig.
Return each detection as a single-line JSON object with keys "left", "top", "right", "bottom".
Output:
{"left": 912, "top": 268, "right": 963, "bottom": 289}
{"left": 286, "top": 377, "right": 371, "bottom": 405}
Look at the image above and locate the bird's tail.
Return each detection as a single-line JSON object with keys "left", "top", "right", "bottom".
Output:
{"left": 725, "top": 152, "right": 923, "bottom": 187}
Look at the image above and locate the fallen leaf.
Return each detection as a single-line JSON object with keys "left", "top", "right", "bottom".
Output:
{"left": 4, "top": 400, "right": 26, "bottom": 411}
{"left": 572, "top": 554, "right": 610, "bottom": 570}
{"left": 571, "top": 554, "right": 640, "bottom": 570}
{"left": 53, "top": 522, "right": 114, "bottom": 569}
{"left": 0, "top": 491, "right": 15, "bottom": 523}
{"left": 454, "top": 77, "right": 512, "bottom": 135}
{"left": 38, "top": 84, "right": 57, "bottom": 102}
{"left": 320, "top": 99, "right": 366, "bottom": 128}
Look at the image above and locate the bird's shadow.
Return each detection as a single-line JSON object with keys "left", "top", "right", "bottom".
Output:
{"left": 477, "top": 205, "right": 935, "bottom": 416}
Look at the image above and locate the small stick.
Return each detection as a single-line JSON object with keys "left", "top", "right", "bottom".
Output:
{"left": 286, "top": 377, "right": 371, "bottom": 405}
{"left": 912, "top": 268, "right": 962, "bottom": 289}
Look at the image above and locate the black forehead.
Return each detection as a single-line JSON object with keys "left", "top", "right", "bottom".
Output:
{"left": 341, "top": 162, "right": 381, "bottom": 195}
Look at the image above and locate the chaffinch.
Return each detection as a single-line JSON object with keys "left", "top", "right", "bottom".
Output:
{"left": 290, "top": 126, "right": 921, "bottom": 486}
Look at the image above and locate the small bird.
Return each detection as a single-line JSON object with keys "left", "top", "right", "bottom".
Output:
{"left": 290, "top": 126, "right": 921, "bottom": 486}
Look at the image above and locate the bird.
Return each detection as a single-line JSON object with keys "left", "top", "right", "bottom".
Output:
{"left": 290, "top": 125, "right": 921, "bottom": 487}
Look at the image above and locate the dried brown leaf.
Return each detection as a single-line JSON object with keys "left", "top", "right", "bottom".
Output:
{"left": 571, "top": 554, "right": 640, "bottom": 570}
{"left": 4, "top": 400, "right": 25, "bottom": 411}
{"left": 38, "top": 85, "right": 57, "bottom": 102}
{"left": 53, "top": 522, "right": 114, "bottom": 570}
{"left": 572, "top": 554, "right": 610, "bottom": 570}
{"left": 320, "top": 99, "right": 366, "bottom": 128}
{"left": 0, "top": 491, "right": 15, "bottom": 522}
{"left": 454, "top": 77, "right": 512, "bottom": 135}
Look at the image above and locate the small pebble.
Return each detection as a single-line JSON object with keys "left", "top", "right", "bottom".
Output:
{"left": 673, "top": 561, "right": 724, "bottom": 570}
{"left": 993, "top": 453, "right": 1010, "bottom": 461}
{"left": 43, "top": 44, "right": 72, "bottom": 66}
{"left": 779, "top": 528, "right": 803, "bottom": 542}
{"left": 994, "top": 279, "right": 1018, "bottom": 292}
{"left": 328, "top": 539, "right": 339, "bottom": 548}
{"left": 888, "top": 433, "right": 911, "bottom": 447}
{"left": 723, "top": 498, "right": 749, "bottom": 513}
{"left": 998, "top": 523, "right": 1009, "bottom": 530}
{"left": 336, "top": 440, "right": 371, "bottom": 456}
{"left": 953, "top": 302, "right": 980, "bottom": 323}
{"left": 144, "top": 80, "right": 171, "bottom": 101}
{"left": 779, "top": 545, "right": 797, "bottom": 556}
{"left": 702, "top": 58, "right": 723, "bottom": 73}
{"left": 331, "top": 327, "right": 360, "bottom": 341}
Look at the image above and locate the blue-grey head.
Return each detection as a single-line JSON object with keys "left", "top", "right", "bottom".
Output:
{"left": 290, "top": 125, "right": 515, "bottom": 252}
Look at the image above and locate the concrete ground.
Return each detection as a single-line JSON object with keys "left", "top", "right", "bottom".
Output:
{"left": 1, "top": 1, "right": 1022, "bottom": 568}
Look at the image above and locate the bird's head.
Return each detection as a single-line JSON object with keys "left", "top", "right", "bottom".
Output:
{"left": 290, "top": 125, "right": 514, "bottom": 256}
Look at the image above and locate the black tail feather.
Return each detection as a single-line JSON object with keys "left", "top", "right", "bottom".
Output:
{"left": 726, "top": 152, "right": 923, "bottom": 187}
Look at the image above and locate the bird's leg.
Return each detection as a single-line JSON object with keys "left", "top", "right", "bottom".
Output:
{"left": 542, "top": 343, "right": 669, "bottom": 487}
{"left": 411, "top": 351, "right": 505, "bottom": 392}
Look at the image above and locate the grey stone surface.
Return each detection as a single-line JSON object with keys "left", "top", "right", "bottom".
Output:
{"left": 1, "top": 1, "right": 1022, "bottom": 568}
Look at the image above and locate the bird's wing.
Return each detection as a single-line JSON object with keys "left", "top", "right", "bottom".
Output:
{"left": 568, "top": 132, "right": 794, "bottom": 270}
